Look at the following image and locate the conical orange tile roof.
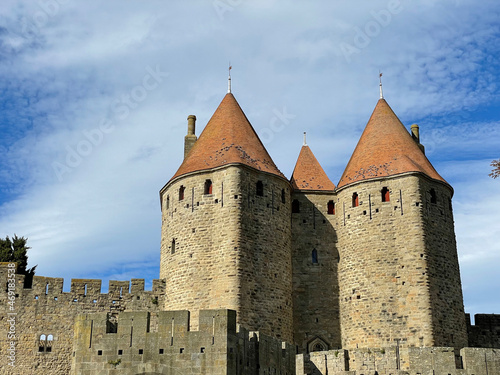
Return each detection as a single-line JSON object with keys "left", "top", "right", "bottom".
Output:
{"left": 337, "top": 99, "right": 447, "bottom": 189}
{"left": 170, "top": 93, "right": 285, "bottom": 181}
{"left": 291, "top": 145, "right": 335, "bottom": 191}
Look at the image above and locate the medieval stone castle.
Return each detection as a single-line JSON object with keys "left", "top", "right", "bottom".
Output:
{"left": 0, "top": 82, "right": 499, "bottom": 374}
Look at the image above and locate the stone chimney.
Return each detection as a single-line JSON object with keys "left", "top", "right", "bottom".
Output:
{"left": 411, "top": 124, "right": 425, "bottom": 154}
{"left": 184, "top": 115, "right": 197, "bottom": 159}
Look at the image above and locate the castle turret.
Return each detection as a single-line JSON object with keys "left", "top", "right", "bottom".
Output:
{"left": 336, "top": 98, "right": 467, "bottom": 349}
{"left": 290, "top": 137, "right": 341, "bottom": 352}
{"left": 160, "top": 93, "right": 293, "bottom": 342}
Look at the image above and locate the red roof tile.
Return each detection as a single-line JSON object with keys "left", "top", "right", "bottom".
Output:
{"left": 170, "top": 93, "right": 285, "bottom": 181}
{"left": 291, "top": 145, "right": 335, "bottom": 191}
{"left": 337, "top": 99, "right": 447, "bottom": 189}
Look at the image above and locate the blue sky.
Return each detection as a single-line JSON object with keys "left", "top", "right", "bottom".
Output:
{"left": 0, "top": 0, "right": 499, "bottom": 319}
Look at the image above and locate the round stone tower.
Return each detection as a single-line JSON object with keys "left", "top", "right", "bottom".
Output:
{"left": 159, "top": 93, "right": 293, "bottom": 342}
{"left": 335, "top": 98, "right": 468, "bottom": 349}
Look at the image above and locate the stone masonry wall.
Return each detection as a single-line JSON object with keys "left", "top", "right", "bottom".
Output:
{"left": 72, "top": 309, "right": 296, "bottom": 375}
{"left": 160, "top": 165, "right": 293, "bottom": 342}
{"left": 336, "top": 175, "right": 435, "bottom": 349}
{"left": 291, "top": 191, "right": 341, "bottom": 353}
{"left": 467, "top": 314, "right": 500, "bottom": 349}
{"left": 297, "top": 346, "right": 500, "bottom": 375}
{"left": 0, "top": 263, "right": 165, "bottom": 375}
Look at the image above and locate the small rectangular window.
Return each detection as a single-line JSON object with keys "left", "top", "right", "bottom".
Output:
{"left": 256, "top": 181, "right": 264, "bottom": 196}
{"left": 381, "top": 187, "right": 390, "bottom": 202}
{"left": 204, "top": 180, "right": 213, "bottom": 195}
{"left": 327, "top": 200, "right": 335, "bottom": 215}
{"left": 430, "top": 189, "right": 437, "bottom": 204}
{"left": 352, "top": 193, "right": 359, "bottom": 207}
{"left": 312, "top": 249, "right": 318, "bottom": 264}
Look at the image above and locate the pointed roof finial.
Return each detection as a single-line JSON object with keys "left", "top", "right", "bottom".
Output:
{"left": 379, "top": 71, "right": 384, "bottom": 99}
{"left": 228, "top": 63, "right": 232, "bottom": 93}
{"left": 303, "top": 132, "right": 307, "bottom": 146}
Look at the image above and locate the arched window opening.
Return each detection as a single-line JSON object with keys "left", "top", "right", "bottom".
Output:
{"left": 256, "top": 181, "right": 264, "bottom": 196}
{"left": 204, "top": 179, "right": 213, "bottom": 195}
{"left": 312, "top": 249, "right": 318, "bottom": 264}
{"left": 171, "top": 239, "right": 176, "bottom": 255}
{"left": 327, "top": 200, "right": 335, "bottom": 215}
{"left": 179, "top": 186, "right": 185, "bottom": 201}
{"left": 281, "top": 189, "right": 286, "bottom": 204}
{"left": 38, "top": 334, "right": 46, "bottom": 352}
{"left": 292, "top": 199, "right": 300, "bottom": 213}
{"left": 39, "top": 334, "right": 53, "bottom": 353}
{"left": 313, "top": 343, "right": 326, "bottom": 352}
{"left": 307, "top": 337, "right": 328, "bottom": 353}
{"left": 166, "top": 195, "right": 170, "bottom": 209}
{"left": 381, "top": 187, "right": 390, "bottom": 202}
{"left": 46, "top": 335, "right": 53, "bottom": 353}
{"left": 352, "top": 192, "right": 359, "bottom": 207}
{"left": 430, "top": 189, "right": 437, "bottom": 204}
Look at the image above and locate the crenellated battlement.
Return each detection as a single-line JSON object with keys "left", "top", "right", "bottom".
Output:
{"left": 75, "top": 309, "right": 237, "bottom": 345}
{"left": 73, "top": 309, "right": 296, "bottom": 375}
{"left": 0, "top": 261, "right": 166, "bottom": 342}
{"left": 467, "top": 313, "right": 500, "bottom": 349}
{"left": 0, "top": 263, "right": 165, "bottom": 304}
{"left": 298, "top": 346, "right": 500, "bottom": 375}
